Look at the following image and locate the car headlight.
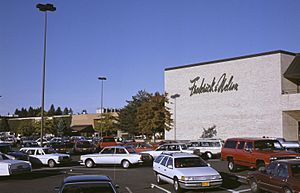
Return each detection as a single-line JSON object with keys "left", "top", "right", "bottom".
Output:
{"left": 270, "top": 157, "right": 277, "bottom": 161}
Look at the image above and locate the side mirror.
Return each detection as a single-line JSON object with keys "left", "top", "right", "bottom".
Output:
{"left": 115, "top": 184, "right": 120, "bottom": 189}
{"left": 207, "top": 163, "right": 211, "bottom": 167}
{"left": 167, "top": 165, "right": 173, "bottom": 169}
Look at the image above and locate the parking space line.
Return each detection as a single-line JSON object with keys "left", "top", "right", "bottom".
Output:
{"left": 150, "top": 184, "right": 171, "bottom": 193}
{"left": 220, "top": 187, "right": 251, "bottom": 193}
{"left": 125, "top": 187, "right": 133, "bottom": 193}
{"left": 238, "top": 189, "right": 251, "bottom": 193}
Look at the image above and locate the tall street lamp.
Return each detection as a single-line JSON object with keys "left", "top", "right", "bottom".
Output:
{"left": 98, "top": 76, "right": 107, "bottom": 138}
{"left": 171, "top": 94, "right": 180, "bottom": 140}
{"left": 36, "top": 3, "right": 56, "bottom": 146}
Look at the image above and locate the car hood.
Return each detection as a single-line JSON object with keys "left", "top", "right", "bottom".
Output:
{"left": 176, "top": 166, "right": 220, "bottom": 176}
{"left": 0, "top": 159, "right": 30, "bottom": 165}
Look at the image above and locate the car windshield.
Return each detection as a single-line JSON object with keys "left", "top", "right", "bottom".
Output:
{"left": 62, "top": 182, "right": 115, "bottom": 193}
{"left": 175, "top": 157, "right": 208, "bottom": 168}
{"left": 254, "top": 140, "right": 284, "bottom": 151}
{"left": 43, "top": 148, "right": 57, "bottom": 154}
{"left": 291, "top": 164, "right": 300, "bottom": 178}
{"left": 0, "top": 154, "right": 10, "bottom": 160}
{"left": 125, "top": 147, "right": 137, "bottom": 154}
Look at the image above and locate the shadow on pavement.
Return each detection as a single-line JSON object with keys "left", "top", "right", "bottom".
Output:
{"left": 0, "top": 170, "right": 63, "bottom": 181}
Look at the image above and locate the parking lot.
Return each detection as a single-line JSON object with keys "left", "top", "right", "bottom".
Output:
{"left": 0, "top": 158, "right": 253, "bottom": 193}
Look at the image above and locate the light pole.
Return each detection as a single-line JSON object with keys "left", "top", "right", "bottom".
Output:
{"left": 36, "top": 3, "right": 56, "bottom": 146}
{"left": 98, "top": 76, "right": 107, "bottom": 138}
{"left": 171, "top": 94, "right": 180, "bottom": 140}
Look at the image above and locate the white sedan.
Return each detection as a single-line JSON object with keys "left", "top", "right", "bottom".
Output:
{"left": 0, "top": 153, "right": 32, "bottom": 176}
{"left": 20, "top": 147, "right": 71, "bottom": 167}
{"left": 80, "top": 146, "right": 143, "bottom": 168}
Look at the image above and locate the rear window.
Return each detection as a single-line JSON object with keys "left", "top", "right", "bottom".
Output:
{"left": 291, "top": 164, "right": 300, "bottom": 177}
{"left": 62, "top": 182, "right": 115, "bottom": 193}
{"left": 224, "top": 140, "right": 237, "bottom": 149}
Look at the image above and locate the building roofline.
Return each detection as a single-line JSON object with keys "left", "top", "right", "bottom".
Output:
{"left": 165, "top": 50, "right": 296, "bottom": 71}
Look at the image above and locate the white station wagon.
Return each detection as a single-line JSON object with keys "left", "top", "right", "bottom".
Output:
{"left": 140, "top": 143, "right": 194, "bottom": 160}
{"left": 20, "top": 147, "right": 70, "bottom": 168}
{"left": 153, "top": 152, "right": 222, "bottom": 193}
{"left": 80, "top": 146, "right": 143, "bottom": 168}
{"left": 0, "top": 153, "right": 31, "bottom": 176}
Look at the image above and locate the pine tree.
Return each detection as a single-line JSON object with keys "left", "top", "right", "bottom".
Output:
{"left": 63, "top": 107, "right": 69, "bottom": 115}
{"left": 55, "top": 107, "right": 63, "bottom": 115}
{"left": 48, "top": 104, "right": 56, "bottom": 116}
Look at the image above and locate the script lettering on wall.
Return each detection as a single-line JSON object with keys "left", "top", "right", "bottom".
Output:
{"left": 189, "top": 73, "right": 238, "bottom": 96}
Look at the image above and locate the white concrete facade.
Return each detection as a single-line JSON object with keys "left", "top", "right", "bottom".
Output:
{"left": 165, "top": 51, "right": 300, "bottom": 141}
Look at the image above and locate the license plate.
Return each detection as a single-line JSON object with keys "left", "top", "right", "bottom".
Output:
{"left": 202, "top": 182, "right": 210, "bottom": 187}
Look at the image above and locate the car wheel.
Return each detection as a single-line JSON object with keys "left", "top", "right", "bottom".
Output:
{"left": 249, "top": 179, "right": 261, "bottom": 193}
{"left": 85, "top": 159, "right": 95, "bottom": 168}
{"left": 173, "top": 177, "right": 183, "bottom": 193}
{"left": 156, "top": 173, "right": 163, "bottom": 185}
{"left": 283, "top": 187, "right": 292, "bottom": 193}
{"left": 228, "top": 159, "right": 237, "bottom": 172}
{"left": 206, "top": 152, "right": 213, "bottom": 159}
{"left": 121, "top": 160, "right": 130, "bottom": 169}
{"left": 48, "top": 159, "right": 56, "bottom": 168}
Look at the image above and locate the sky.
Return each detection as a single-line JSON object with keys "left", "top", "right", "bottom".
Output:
{"left": 1, "top": 0, "right": 300, "bottom": 115}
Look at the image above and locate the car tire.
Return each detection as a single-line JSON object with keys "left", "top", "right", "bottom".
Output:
{"left": 173, "top": 177, "right": 184, "bottom": 193}
{"left": 85, "top": 159, "right": 95, "bottom": 168}
{"left": 228, "top": 159, "right": 237, "bottom": 172}
{"left": 205, "top": 152, "right": 213, "bottom": 159}
{"left": 48, "top": 159, "right": 56, "bottom": 168}
{"left": 249, "top": 179, "right": 261, "bottom": 193}
{"left": 121, "top": 160, "right": 130, "bottom": 169}
{"left": 156, "top": 173, "right": 163, "bottom": 185}
{"left": 283, "top": 187, "right": 292, "bottom": 193}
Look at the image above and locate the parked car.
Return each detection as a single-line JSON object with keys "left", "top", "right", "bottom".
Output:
{"left": 55, "top": 175, "right": 119, "bottom": 193}
{"left": 20, "top": 147, "right": 71, "bottom": 168}
{"left": 0, "top": 153, "right": 32, "bottom": 176}
{"left": 35, "top": 138, "right": 50, "bottom": 147}
{"left": 97, "top": 136, "right": 117, "bottom": 150}
{"left": 80, "top": 146, "right": 143, "bottom": 169}
{"left": 140, "top": 143, "right": 195, "bottom": 161}
{"left": 50, "top": 142, "right": 74, "bottom": 154}
{"left": 73, "top": 140, "right": 96, "bottom": 154}
{"left": 0, "top": 143, "right": 29, "bottom": 161}
{"left": 188, "top": 138, "right": 223, "bottom": 159}
{"left": 123, "top": 142, "right": 155, "bottom": 153}
{"left": 248, "top": 159, "right": 300, "bottom": 193}
{"left": 221, "top": 138, "right": 300, "bottom": 172}
{"left": 153, "top": 152, "right": 222, "bottom": 192}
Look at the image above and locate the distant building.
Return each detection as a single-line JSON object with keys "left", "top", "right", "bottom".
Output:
{"left": 165, "top": 50, "right": 300, "bottom": 141}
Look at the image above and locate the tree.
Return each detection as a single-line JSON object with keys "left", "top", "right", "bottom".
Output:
{"left": 55, "top": 107, "right": 63, "bottom": 115}
{"left": 116, "top": 90, "right": 151, "bottom": 136}
{"left": 53, "top": 117, "right": 71, "bottom": 136}
{"left": 28, "top": 106, "right": 35, "bottom": 117}
{"left": 63, "top": 107, "right": 69, "bottom": 115}
{"left": 0, "top": 118, "right": 10, "bottom": 132}
{"left": 201, "top": 125, "right": 217, "bottom": 138}
{"left": 95, "top": 113, "right": 117, "bottom": 136}
{"left": 137, "top": 92, "right": 172, "bottom": 140}
{"left": 48, "top": 104, "right": 56, "bottom": 116}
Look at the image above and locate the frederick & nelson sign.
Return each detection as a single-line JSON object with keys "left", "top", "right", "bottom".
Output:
{"left": 189, "top": 73, "right": 239, "bottom": 96}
